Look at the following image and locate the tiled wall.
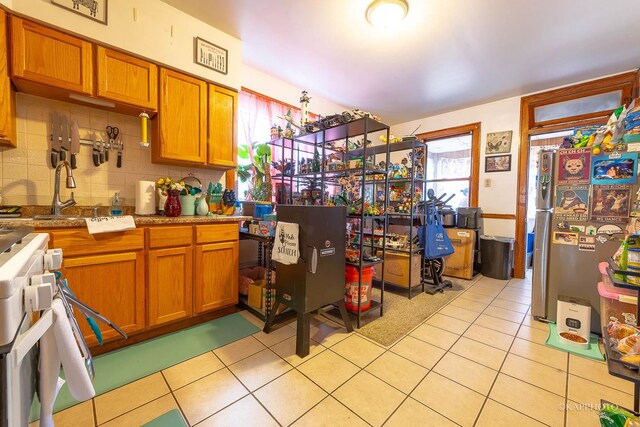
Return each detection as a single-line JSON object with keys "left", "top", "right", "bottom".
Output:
{"left": 1, "top": 93, "right": 225, "bottom": 207}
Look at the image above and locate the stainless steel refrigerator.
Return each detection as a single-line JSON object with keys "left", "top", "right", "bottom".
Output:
{"left": 531, "top": 150, "right": 624, "bottom": 334}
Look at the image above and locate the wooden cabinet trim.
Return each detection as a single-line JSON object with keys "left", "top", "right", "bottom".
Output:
{"left": 64, "top": 251, "right": 137, "bottom": 267}
{"left": 0, "top": 10, "right": 15, "bottom": 147}
{"left": 49, "top": 228, "right": 144, "bottom": 256}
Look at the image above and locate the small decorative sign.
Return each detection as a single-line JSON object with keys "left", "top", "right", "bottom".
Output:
{"left": 485, "top": 154, "right": 511, "bottom": 172}
{"left": 194, "top": 37, "right": 228, "bottom": 75}
{"left": 557, "top": 148, "right": 591, "bottom": 185}
{"left": 552, "top": 231, "right": 578, "bottom": 246}
{"left": 591, "top": 152, "right": 638, "bottom": 185}
{"left": 51, "top": 0, "right": 108, "bottom": 25}
{"left": 485, "top": 131, "right": 512, "bottom": 154}
{"left": 554, "top": 185, "right": 590, "bottom": 222}
{"left": 591, "top": 184, "right": 632, "bottom": 223}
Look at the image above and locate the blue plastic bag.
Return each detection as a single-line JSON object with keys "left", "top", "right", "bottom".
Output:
{"left": 419, "top": 207, "right": 454, "bottom": 259}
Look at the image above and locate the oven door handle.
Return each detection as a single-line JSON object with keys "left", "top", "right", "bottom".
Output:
{"left": 11, "top": 309, "right": 53, "bottom": 367}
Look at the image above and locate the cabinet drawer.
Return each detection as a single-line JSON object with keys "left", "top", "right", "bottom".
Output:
{"left": 147, "top": 226, "right": 193, "bottom": 248}
{"left": 49, "top": 228, "right": 144, "bottom": 257}
{"left": 196, "top": 223, "right": 238, "bottom": 244}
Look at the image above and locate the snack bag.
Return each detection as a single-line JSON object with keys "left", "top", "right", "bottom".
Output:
{"left": 599, "top": 402, "right": 640, "bottom": 427}
{"left": 607, "top": 321, "right": 638, "bottom": 342}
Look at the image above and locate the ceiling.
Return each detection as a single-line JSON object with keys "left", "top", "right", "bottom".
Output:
{"left": 161, "top": 0, "right": 640, "bottom": 125}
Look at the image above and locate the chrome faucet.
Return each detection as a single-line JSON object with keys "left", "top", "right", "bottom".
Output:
{"left": 51, "top": 160, "right": 77, "bottom": 216}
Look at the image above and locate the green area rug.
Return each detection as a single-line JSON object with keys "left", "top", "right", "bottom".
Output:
{"left": 31, "top": 313, "right": 259, "bottom": 421}
{"left": 143, "top": 409, "right": 188, "bottom": 427}
{"left": 545, "top": 323, "right": 604, "bottom": 361}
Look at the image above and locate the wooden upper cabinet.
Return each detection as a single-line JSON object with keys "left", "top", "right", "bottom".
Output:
{"left": 96, "top": 46, "right": 158, "bottom": 111}
{"left": 0, "top": 11, "right": 16, "bottom": 147}
{"left": 10, "top": 16, "right": 93, "bottom": 95}
{"left": 152, "top": 68, "right": 207, "bottom": 165}
{"left": 207, "top": 84, "right": 237, "bottom": 168}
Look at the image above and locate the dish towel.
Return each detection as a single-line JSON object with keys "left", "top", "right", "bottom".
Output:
{"left": 84, "top": 216, "right": 136, "bottom": 234}
{"left": 39, "top": 299, "right": 95, "bottom": 427}
{"left": 272, "top": 221, "right": 300, "bottom": 265}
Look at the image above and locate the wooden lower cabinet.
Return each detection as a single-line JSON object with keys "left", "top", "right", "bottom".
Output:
{"left": 62, "top": 251, "right": 146, "bottom": 346}
{"left": 194, "top": 241, "right": 239, "bottom": 314}
{"left": 148, "top": 246, "right": 193, "bottom": 326}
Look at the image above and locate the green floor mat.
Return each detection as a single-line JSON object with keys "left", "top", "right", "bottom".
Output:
{"left": 30, "top": 313, "right": 259, "bottom": 421}
{"left": 545, "top": 323, "right": 604, "bottom": 361}
{"left": 142, "top": 409, "right": 188, "bottom": 427}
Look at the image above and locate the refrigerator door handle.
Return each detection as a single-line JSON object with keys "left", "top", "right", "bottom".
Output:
{"left": 307, "top": 246, "right": 318, "bottom": 274}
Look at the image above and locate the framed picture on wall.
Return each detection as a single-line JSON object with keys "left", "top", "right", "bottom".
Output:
{"left": 485, "top": 154, "right": 511, "bottom": 172}
{"left": 485, "top": 130, "right": 512, "bottom": 154}
{"left": 51, "top": 0, "right": 108, "bottom": 25}
{"left": 194, "top": 37, "right": 228, "bottom": 75}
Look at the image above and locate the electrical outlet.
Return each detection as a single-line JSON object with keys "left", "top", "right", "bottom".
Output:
{"left": 484, "top": 178, "right": 492, "bottom": 188}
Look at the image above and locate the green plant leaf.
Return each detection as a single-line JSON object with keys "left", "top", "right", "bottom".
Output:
{"left": 237, "top": 144, "right": 250, "bottom": 159}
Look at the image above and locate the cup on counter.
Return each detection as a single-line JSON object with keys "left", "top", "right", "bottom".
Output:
{"left": 179, "top": 195, "right": 196, "bottom": 216}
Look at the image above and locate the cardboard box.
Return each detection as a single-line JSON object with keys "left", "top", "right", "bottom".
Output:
{"left": 444, "top": 228, "right": 476, "bottom": 279}
{"left": 374, "top": 252, "right": 421, "bottom": 288}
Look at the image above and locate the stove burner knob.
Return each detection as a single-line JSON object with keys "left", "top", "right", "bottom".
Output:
{"left": 44, "top": 249, "right": 63, "bottom": 270}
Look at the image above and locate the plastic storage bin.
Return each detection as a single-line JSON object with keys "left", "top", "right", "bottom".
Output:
{"left": 597, "top": 276, "right": 638, "bottom": 326}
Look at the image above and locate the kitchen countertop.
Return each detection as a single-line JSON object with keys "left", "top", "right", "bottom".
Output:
{"left": 0, "top": 215, "right": 254, "bottom": 229}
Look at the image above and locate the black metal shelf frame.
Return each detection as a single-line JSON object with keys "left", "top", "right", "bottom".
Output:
{"left": 270, "top": 117, "right": 390, "bottom": 328}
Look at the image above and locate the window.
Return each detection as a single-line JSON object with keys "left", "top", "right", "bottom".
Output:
{"left": 418, "top": 123, "right": 480, "bottom": 210}
{"left": 237, "top": 88, "right": 317, "bottom": 199}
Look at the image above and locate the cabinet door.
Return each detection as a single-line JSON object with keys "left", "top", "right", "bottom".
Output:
{"left": 148, "top": 246, "right": 193, "bottom": 326}
{"left": 207, "top": 84, "right": 237, "bottom": 168}
{"left": 10, "top": 16, "right": 93, "bottom": 94}
{"left": 62, "top": 251, "right": 145, "bottom": 346}
{"left": 0, "top": 11, "right": 15, "bottom": 147}
{"left": 96, "top": 46, "right": 158, "bottom": 110}
{"left": 152, "top": 68, "right": 207, "bottom": 165}
{"left": 194, "top": 241, "right": 238, "bottom": 314}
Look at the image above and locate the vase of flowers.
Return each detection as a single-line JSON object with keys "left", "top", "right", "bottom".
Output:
{"left": 156, "top": 177, "right": 185, "bottom": 217}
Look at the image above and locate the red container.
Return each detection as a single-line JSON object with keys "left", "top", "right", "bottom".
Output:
{"left": 345, "top": 266, "right": 374, "bottom": 312}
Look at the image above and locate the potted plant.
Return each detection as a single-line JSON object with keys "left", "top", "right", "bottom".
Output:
{"left": 237, "top": 141, "right": 273, "bottom": 217}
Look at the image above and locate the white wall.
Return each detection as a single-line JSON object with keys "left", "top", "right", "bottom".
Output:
{"left": 1, "top": 0, "right": 242, "bottom": 89}
{"left": 391, "top": 96, "right": 522, "bottom": 238}
{"left": 241, "top": 65, "right": 348, "bottom": 116}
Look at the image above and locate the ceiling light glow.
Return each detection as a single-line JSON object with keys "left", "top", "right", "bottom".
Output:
{"left": 366, "top": 0, "right": 409, "bottom": 29}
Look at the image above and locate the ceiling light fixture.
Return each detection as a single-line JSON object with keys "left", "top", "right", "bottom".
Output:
{"left": 366, "top": 0, "right": 409, "bottom": 29}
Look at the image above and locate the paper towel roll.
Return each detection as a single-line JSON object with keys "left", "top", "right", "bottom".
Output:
{"left": 135, "top": 181, "right": 156, "bottom": 215}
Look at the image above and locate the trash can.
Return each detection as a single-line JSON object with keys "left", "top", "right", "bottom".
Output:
{"left": 480, "top": 235, "right": 514, "bottom": 280}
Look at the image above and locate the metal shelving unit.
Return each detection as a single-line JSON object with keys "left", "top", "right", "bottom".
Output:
{"left": 270, "top": 117, "right": 390, "bottom": 328}
{"left": 379, "top": 138, "right": 428, "bottom": 299}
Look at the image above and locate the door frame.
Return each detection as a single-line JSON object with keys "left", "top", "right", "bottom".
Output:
{"left": 514, "top": 71, "right": 638, "bottom": 278}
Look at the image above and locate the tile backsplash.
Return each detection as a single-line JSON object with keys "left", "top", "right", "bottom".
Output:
{"left": 1, "top": 93, "right": 225, "bottom": 207}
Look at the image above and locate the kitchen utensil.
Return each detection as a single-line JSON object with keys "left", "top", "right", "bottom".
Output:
{"left": 59, "top": 115, "right": 69, "bottom": 162}
{"left": 106, "top": 126, "right": 119, "bottom": 163}
{"left": 116, "top": 135, "right": 123, "bottom": 168}
{"left": 99, "top": 138, "right": 105, "bottom": 164}
{"left": 92, "top": 132, "right": 100, "bottom": 167}
{"left": 70, "top": 120, "right": 80, "bottom": 169}
{"left": 50, "top": 112, "right": 60, "bottom": 168}
{"left": 181, "top": 174, "right": 202, "bottom": 192}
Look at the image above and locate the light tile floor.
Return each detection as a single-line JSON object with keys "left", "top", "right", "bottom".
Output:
{"left": 35, "top": 273, "right": 636, "bottom": 427}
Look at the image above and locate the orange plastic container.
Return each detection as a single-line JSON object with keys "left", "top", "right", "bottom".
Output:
{"left": 345, "top": 266, "right": 374, "bottom": 312}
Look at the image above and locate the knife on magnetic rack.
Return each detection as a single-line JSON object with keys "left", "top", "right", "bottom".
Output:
{"left": 50, "top": 112, "right": 60, "bottom": 168}
{"left": 59, "top": 115, "right": 69, "bottom": 162}
{"left": 70, "top": 120, "right": 80, "bottom": 169}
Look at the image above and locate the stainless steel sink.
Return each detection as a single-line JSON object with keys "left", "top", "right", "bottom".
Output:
{"left": 32, "top": 215, "right": 85, "bottom": 220}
